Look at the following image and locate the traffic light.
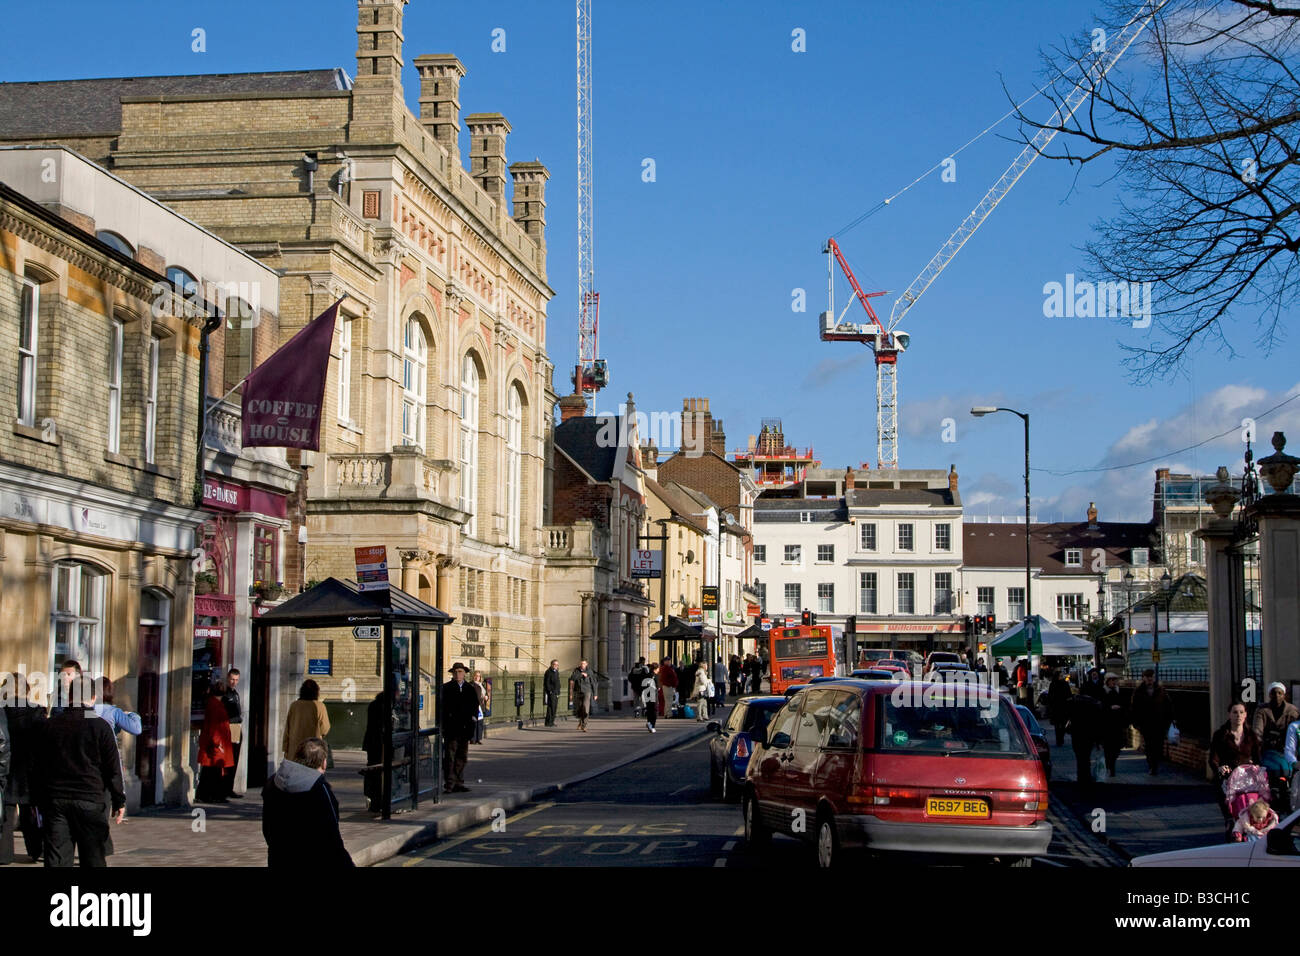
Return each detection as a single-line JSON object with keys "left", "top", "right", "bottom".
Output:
{"left": 801, "top": 609, "right": 816, "bottom": 626}
{"left": 845, "top": 614, "right": 856, "bottom": 635}
{"left": 983, "top": 613, "right": 996, "bottom": 634}
{"left": 964, "top": 614, "right": 975, "bottom": 636}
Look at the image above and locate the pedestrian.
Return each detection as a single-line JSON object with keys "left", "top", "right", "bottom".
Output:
{"left": 261, "top": 737, "right": 354, "bottom": 868}
{"left": 641, "top": 662, "right": 659, "bottom": 733}
{"left": 51, "top": 659, "right": 82, "bottom": 714}
{"left": 628, "top": 657, "right": 650, "bottom": 718}
{"left": 1098, "top": 674, "right": 1129, "bottom": 777}
{"left": 743, "top": 654, "right": 759, "bottom": 694}
{"left": 658, "top": 658, "right": 678, "bottom": 717}
{"left": 993, "top": 659, "right": 1010, "bottom": 690}
{"left": 1066, "top": 689, "right": 1102, "bottom": 789}
{"left": 0, "top": 673, "right": 44, "bottom": 865}
{"left": 361, "top": 691, "right": 386, "bottom": 813}
{"left": 196, "top": 678, "right": 233, "bottom": 804}
{"left": 569, "top": 660, "right": 597, "bottom": 732}
{"left": 282, "top": 679, "right": 330, "bottom": 761}
{"left": 1210, "top": 701, "right": 1261, "bottom": 834}
{"left": 1232, "top": 798, "right": 1278, "bottom": 843}
{"left": 441, "top": 663, "right": 477, "bottom": 792}
{"left": 470, "top": 670, "right": 489, "bottom": 745}
{"left": 1082, "top": 668, "right": 1105, "bottom": 700}
{"left": 34, "top": 675, "right": 124, "bottom": 868}
{"left": 1252, "top": 682, "right": 1299, "bottom": 780}
{"left": 221, "top": 669, "right": 243, "bottom": 798}
{"left": 92, "top": 678, "right": 141, "bottom": 855}
{"left": 1129, "top": 669, "right": 1175, "bottom": 775}
{"left": 1046, "top": 669, "right": 1072, "bottom": 746}
{"left": 712, "top": 656, "right": 728, "bottom": 713}
{"left": 691, "top": 664, "right": 712, "bottom": 722}
{"left": 729, "top": 655, "right": 743, "bottom": 698}
{"left": 543, "top": 660, "right": 561, "bottom": 726}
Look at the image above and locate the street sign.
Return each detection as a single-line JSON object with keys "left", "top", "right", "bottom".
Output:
{"left": 354, "top": 545, "right": 390, "bottom": 593}
{"left": 688, "top": 607, "right": 703, "bottom": 625}
{"left": 307, "top": 658, "right": 331, "bottom": 675}
{"left": 746, "top": 602, "right": 761, "bottom": 617}
{"left": 760, "top": 618, "right": 772, "bottom": 632}
{"left": 701, "top": 586, "right": 719, "bottom": 610}
{"left": 352, "top": 625, "right": 382, "bottom": 640}
{"left": 1151, "top": 650, "right": 1162, "bottom": 663}
{"left": 630, "top": 548, "right": 662, "bottom": 578}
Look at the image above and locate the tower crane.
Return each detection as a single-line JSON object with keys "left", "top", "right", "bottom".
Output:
{"left": 574, "top": 0, "right": 607, "bottom": 407}
{"left": 820, "top": 0, "right": 1168, "bottom": 470}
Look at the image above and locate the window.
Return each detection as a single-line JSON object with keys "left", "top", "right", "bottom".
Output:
{"left": 859, "top": 522, "right": 876, "bottom": 551}
{"left": 1056, "top": 593, "right": 1086, "bottom": 622}
{"left": 815, "top": 544, "right": 833, "bottom": 563}
{"left": 1131, "top": 548, "right": 1149, "bottom": 567}
{"left": 96, "top": 231, "right": 134, "bottom": 258}
{"left": 784, "top": 583, "right": 800, "bottom": 612}
{"left": 817, "top": 583, "right": 834, "bottom": 613}
{"left": 1008, "top": 587, "right": 1025, "bottom": 621}
{"left": 337, "top": 317, "right": 352, "bottom": 421}
{"left": 977, "top": 586, "right": 995, "bottom": 615}
{"left": 859, "top": 572, "right": 877, "bottom": 614}
{"left": 253, "top": 524, "right": 278, "bottom": 585}
{"left": 726, "top": 534, "right": 733, "bottom": 558}
{"left": 934, "top": 573, "right": 953, "bottom": 613}
{"left": 935, "top": 523, "right": 951, "bottom": 551}
{"left": 506, "top": 387, "right": 522, "bottom": 548}
{"left": 17, "top": 277, "right": 38, "bottom": 426}
{"left": 1065, "top": 549, "right": 1082, "bottom": 568}
{"left": 897, "top": 572, "right": 915, "bottom": 614}
{"left": 755, "top": 582, "right": 767, "bottom": 609}
{"left": 1188, "top": 534, "right": 1203, "bottom": 565}
{"left": 51, "top": 562, "right": 106, "bottom": 678}
{"left": 222, "top": 297, "right": 255, "bottom": 395}
{"left": 783, "top": 544, "right": 801, "bottom": 563}
{"left": 144, "top": 334, "right": 160, "bottom": 464}
{"left": 459, "top": 354, "right": 479, "bottom": 536}
{"left": 107, "top": 320, "right": 123, "bottom": 452}
{"left": 898, "top": 524, "right": 914, "bottom": 552}
{"left": 402, "top": 319, "right": 428, "bottom": 448}
{"left": 753, "top": 545, "right": 766, "bottom": 564}
{"left": 166, "top": 266, "right": 198, "bottom": 299}
{"left": 800, "top": 511, "right": 812, "bottom": 523}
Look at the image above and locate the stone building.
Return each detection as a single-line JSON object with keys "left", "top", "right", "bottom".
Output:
{"left": 0, "top": 146, "right": 280, "bottom": 808}
{"left": 544, "top": 394, "right": 651, "bottom": 708}
{"left": 0, "top": 0, "right": 556, "bottom": 740}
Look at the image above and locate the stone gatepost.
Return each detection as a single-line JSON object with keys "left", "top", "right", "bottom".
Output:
{"left": 1197, "top": 466, "right": 1242, "bottom": 730}
{"left": 1248, "top": 433, "right": 1300, "bottom": 696}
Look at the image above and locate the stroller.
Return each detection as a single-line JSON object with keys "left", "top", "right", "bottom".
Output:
{"left": 1222, "top": 764, "right": 1271, "bottom": 839}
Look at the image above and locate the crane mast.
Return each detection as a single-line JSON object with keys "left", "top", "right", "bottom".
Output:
{"left": 575, "top": 0, "right": 607, "bottom": 406}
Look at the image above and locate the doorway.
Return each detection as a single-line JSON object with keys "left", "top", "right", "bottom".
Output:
{"left": 138, "top": 589, "right": 170, "bottom": 807}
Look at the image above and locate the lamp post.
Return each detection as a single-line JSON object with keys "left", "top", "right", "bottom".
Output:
{"left": 972, "top": 406, "right": 1032, "bottom": 697}
{"left": 1096, "top": 575, "right": 1106, "bottom": 669}
{"left": 1157, "top": 569, "right": 1171, "bottom": 683}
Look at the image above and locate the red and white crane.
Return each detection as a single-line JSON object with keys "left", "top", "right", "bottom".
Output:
{"left": 819, "top": 0, "right": 1167, "bottom": 470}
{"left": 574, "top": 0, "right": 607, "bottom": 406}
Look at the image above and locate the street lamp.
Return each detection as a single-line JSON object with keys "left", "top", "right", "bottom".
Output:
{"left": 1096, "top": 575, "right": 1106, "bottom": 668}
{"left": 972, "top": 406, "right": 1032, "bottom": 698}
{"left": 1157, "top": 570, "right": 1172, "bottom": 681}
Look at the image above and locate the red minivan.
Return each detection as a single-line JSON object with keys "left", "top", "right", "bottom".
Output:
{"left": 742, "top": 679, "right": 1051, "bottom": 868}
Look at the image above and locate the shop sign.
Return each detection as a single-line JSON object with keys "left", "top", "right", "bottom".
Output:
{"left": 202, "top": 478, "right": 242, "bottom": 512}
{"left": 631, "top": 549, "right": 662, "bottom": 578}
{"left": 688, "top": 607, "right": 703, "bottom": 625}
{"left": 354, "top": 545, "right": 390, "bottom": 593}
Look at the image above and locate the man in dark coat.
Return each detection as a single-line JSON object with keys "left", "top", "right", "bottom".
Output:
{"left": 35, "top": 676, "right": 124, "bottom": 867}
{"left": 542, "top": 660, "right": 561, "bottom": 726}
{"left": 728, "top": 656, "right": 743, "bottom": 698}
{"left": 1, "top": 673, "right": 46, "bottom": 864}
{"left": 1067, "top": 690, "right": 1102, "bottom": 789}
{"left": 441, "top": 663, "right": 478, "bottom": 792}
{"left": 1098, "top": 674, "right": 1130, "bottom": 778}
{"left": 627, "top": 658, "right": 650, "bottom": 717}
{"left": 1046, "top": 670, "right": 1072, "bottom": 746}
{"left": 261, "top": 737, "right": 354, "bottom": 868}
{"left": 361, "top": 692, "right": 386, "bottom": 812}
{"left": 221, "top": 668, "right": 243, "bottom": 798}
{"left": 1129, "top": 669, "right": 1175, "bottom": 775}
{"left": 569, "top": 660, "right": 597, "bottom": 732}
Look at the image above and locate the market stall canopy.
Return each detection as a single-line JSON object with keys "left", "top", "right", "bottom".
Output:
{"left": 254, "top": 576, "right": 453, "bottom": 629}
{"left": 990, "top": 615, "right": 1094, "bottom": 657}
{"left": 649, "top": 615, "right": 703, "bottom": 642}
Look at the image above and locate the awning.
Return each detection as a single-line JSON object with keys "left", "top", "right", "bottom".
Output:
{"left": 649, "top": 615, "right": 703, "bottom": 641}
{"left": 990, "top": 615, "right": 1094, "bottom": 656}
{"left": 734, "top": 623, "right": 763, "bottom": 639}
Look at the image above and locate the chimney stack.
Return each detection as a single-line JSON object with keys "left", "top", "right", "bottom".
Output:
{"left": 845, "top": 467, "right": 855, "bottom": 493}
{"left": 948, "top": 464, "right": 959, "bottom": 494}
{"left": 711, "top": 418, "right": 726, "bottom": 458}
{"left": 641, "top": 441, "right": 659, "bottom": 481}
{"left": 559, "top": 391, "right": 586, "bottom": 423}
{"left": 355, "top": 0, "right": 408, "bottom": 85}
{"left": 465, "top": 112, "right": 510, "bottom": 207}
{"left": 1087, "top": 501, "right": 1098, "bottom": 526}
{"left": 509, "top": 160, "right": 549, "bottom": 246}
{"left": 415, "top": 54, "right": 466, "bottom": 164}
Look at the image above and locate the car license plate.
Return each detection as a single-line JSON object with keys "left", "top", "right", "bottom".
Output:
{"left": 926, "top": 797, "right": 990, "bottom": 818}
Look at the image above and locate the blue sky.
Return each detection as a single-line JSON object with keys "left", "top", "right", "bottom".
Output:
{"left": 5, "top": 0, "right": 1297, "bottom": 522}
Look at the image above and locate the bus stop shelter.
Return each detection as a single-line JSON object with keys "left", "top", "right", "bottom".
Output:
{"left": 248, "top": 577, "right": 453, "bottom": 819}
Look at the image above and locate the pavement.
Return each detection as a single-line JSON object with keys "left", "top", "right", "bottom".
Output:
{"left": 3, "top": 709, "right": 717, "bottom": 868}
{"left": 1044, "top": 717, "right": 1227, "bottom": 861}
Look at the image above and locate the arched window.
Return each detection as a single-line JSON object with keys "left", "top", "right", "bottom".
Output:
{"left": 50, "top": 561, "right": 106, "bottom": 677}
{"left": 459, "top": 354, "right": 480, "bottom": 537}
{"left": 402, "top": 318, "right": 427, "bottom": 448}
{"left": 506, "top": 386, "right": 523, "bottom": 548}
{"left": 165, "top": 266, "right": 198, "bottom": 297}
{"left": 96, "top": 231, "right": 134, "bottom": 258}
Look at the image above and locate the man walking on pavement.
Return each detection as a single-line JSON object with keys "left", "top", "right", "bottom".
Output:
{"left": 628, "top": 657, "right": 650, "bottom": 718}
{"left": 441, "top": 663, "right": 478, "bottom": 792}
{"left": 570, "top": 660, "right": 597, "bottom": 732}
{"left": 1129, "top": 669, "right": 1175, "bottom": 775}
{"left": 711, "top": 657, "right": 728, "bottom": 714}
{"left": 543, "top": 660, "right": 561, "bottom": 727}
{"left": 1099, "top": 674, "right": 1130, "bottom": 778}
{"left": 222, "top": 668, "right": 243, "bottom": 798}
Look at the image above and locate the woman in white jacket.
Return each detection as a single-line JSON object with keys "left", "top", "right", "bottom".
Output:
{"left": 641, "top": 663, "right": 659, "bottom": 733}
{"left": 691, "top": 664, "right": 713, "bottom": 722}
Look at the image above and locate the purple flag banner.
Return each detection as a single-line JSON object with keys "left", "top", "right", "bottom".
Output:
{"left": 240, "top": 299, "right": 341, "bottom": 450}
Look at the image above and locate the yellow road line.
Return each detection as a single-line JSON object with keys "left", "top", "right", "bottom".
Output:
{"left": 402, "top": 801, "right": 556, "bottom": 866}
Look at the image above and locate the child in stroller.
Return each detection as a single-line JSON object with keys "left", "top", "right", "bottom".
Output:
{"left": 1232, "top": 798, "right": 1279, "bottom": 842}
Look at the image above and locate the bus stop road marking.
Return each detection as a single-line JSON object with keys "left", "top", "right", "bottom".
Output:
{"left": 402, "top": 801, "right": 556, "bottom": 866}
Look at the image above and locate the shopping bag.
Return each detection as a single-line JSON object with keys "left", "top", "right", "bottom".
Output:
{"left": 1166, "top": 724, "right": 1180, "bottom": 746}
{"left": 1090, "top": 747, "right": 1105, "bottom": 780}
{"left": 684, "top": 704, "right": 697, "bottom": 719}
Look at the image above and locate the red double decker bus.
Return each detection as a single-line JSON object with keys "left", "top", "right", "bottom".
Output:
{"left": 768, "top": 624, "right": 840, "bottom": 693}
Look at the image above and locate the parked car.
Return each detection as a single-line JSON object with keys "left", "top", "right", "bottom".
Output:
{"left": 1131, "top": 809, "right": 1300, "bottom": 867}
{"left": 808, "top": 676, "right": 843, "bottom": 684}
{"left": 783, "top": 683, "right": 811, "bottom": 698}
{"left": 872, "top": 661, "right": 912, "bottom": 677}
{"left": 924, "top": 652, "right": 965, "bottom": 674}
{"left": 1015, "top": 703, "right": 1052, "bottom": 780}
{"left": 852, "top": 668, "right": 905, "bottom": 682}
{"left": 708, "top": 696, "right": 785, "bottom": 803}
{"left": 743, "top": 679, "right": 1051, "bottom": 868}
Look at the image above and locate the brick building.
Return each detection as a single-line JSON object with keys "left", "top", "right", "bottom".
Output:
{"left": 0, "top": 0, "right": 556, "bottom": 742}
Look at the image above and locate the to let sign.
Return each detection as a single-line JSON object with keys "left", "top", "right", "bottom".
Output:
{"left": 630, "top": 549, "right": 662, "bottom": 579}
{"left": 355, "top": 545, "right": 389, "bottom": 593}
